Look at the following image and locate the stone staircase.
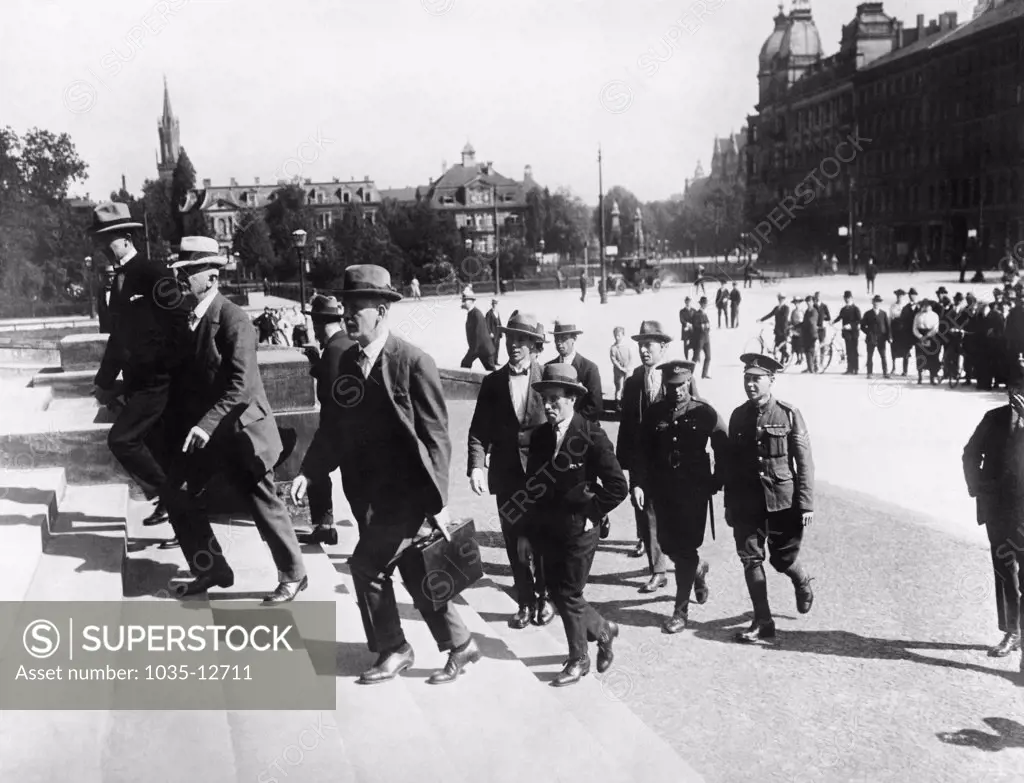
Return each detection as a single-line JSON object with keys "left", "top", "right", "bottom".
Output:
{"left": 0, "top": 465, "right": 705, "bottom": 783}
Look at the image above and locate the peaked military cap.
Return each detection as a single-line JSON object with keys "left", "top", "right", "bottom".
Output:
{"left": 740, "top": 352, "right": 783, "bottom": 376}
{"left": 657, "top": 359, "right": 695, "bottom": 385}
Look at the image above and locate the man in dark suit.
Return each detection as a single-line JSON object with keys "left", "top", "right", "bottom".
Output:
{"left": 729, "top": 282, "right": 742, "bottom": 328}
{"left": 519, "top": 364, "right": 628, "bottom": 686}
{"left": 460, "top": 288, "right": 496, "bottom": 371}
{"left": 725, "top": 353, "right": 815, "bottom": 643}
{"left": 293, "top": 265, "right": 476, "bottom": 686}
{"left": 759, "top": 292, "right": 791, "bottom": 364}
{"left": 96, "top": 263, "right": 116, "bottom": 334}
{"left": 165, "top": 237, "right": 307, "bottom": 603}
{"left": 963, "top": 361, "right": 1024, "bottom": 665}
{"left": 800, "top": 296, "right": 820, "bottom": 373}
{"left": 834, "top": 291, "right": 862, "bottom": 375}
{"left": 298, "top": 294, "right": 356, "bottom": 546}
{"left": 547, "top": 321, "right": 603, "bottom": 421}
{"left": 467, "top": 312, "right": 554, "bottom": 629}
{"left": 485, "top": 298, "right": 502, "bottom": 367}
{"left": 859, "top": 295, "right": 891, "bottom": 379}
{"left": 90, "top": 202, "right": 190, "bottom": 528}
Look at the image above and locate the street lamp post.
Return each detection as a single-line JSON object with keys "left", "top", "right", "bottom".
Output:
{"left": 291, "top": 229, "right": 308, "bottom": 309}
{"left": 85, "top": 256, "right": 95, "bottom": 319}
{"left": 598, "top": 145, "right": 607, "bottom": 304}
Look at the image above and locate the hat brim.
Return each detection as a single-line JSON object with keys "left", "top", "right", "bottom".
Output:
{"left": 631, "top": 333, "right": 671, "bottom": 343}
{"left": 169, "top": 256, "right": 228, "bottom": 270}
{"left": 500, "top": 326, "right": 548, "bottom": 342}
{"left": 306, "top": 310, "right": 343, "bottom": 319}
{"left": 532, "top": 380, "right": 588, "bottom": 395}
{"left": 92, "top": 220, "right": 144, "bottom": 234}
{"left": 551, "top": 330, "right": 583, "bottom": 337}
{"left": 337, "top": 288, "right": 403, "bottom": 302}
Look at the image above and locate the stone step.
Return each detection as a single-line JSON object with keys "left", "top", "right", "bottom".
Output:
{"left": 44, "top": 396, "right": 101, "bottom": 414}
{"left": 0, "top": 383, "right": 53, "bottom": 416}
{"left": 0, "top": 500, "right": 47, "bottom": 603}
{"left": 0, "top": 466, "right": 68, "bottom": 512}
{"left": 44, "top": 483, "right": 129, "bottom": 546}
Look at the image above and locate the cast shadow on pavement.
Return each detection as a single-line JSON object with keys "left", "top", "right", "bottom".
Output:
{"left": 936, "top": 717, "right": 1024, "bottom": 752}
{"left": 690, "top": 626, "right": 1020, "bottom": 683}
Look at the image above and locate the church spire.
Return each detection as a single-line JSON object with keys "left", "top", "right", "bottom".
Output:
{"left": 162, "top": 74, "right": 173, "bottom": 122}
{"left": 157, "top": 75, "right": 180, "bottom": 182}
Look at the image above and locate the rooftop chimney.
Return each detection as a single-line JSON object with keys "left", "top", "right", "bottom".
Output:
{"left": 524, "top": 164, "right": 533, "bottom": 181}
{"left": 202, "top": 178, "right": 211, "bottom": 188}
{"left": 917, "top": 13, "right": 924, "bottom": 34}
{"left": 441, "top": 160, "right": 447, "bottom": 174}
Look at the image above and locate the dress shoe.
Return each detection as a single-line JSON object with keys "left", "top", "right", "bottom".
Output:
{"left": 427, "top": 638, "right": 481, "bottom": 685}
{"left": 599, "top": 516, "right": 611, "bottom": 540}
{"left": 662, "top": 612, "right": 687, "bottom": 634}
{"left": 358, "top": 643, "right": 414, "bottom": 684}
{"left": 262, "top": 575, "right": 308, "bottom": 605}
{"left": 693, "top": 561, "right": 710, "bottom": 605}
{"left": 793, "top": 576, "right": 814, "bottom": 614}
{"left": 988, "top": 632, "right": 1021, "bottom": 658}
{"left": 640, "top": 573, "right": 667, "bottom": 593}
{"left": 142, "top": 501, "right": 169, "bottom": 527}
{"left": 552, "top": 656, "right": 590, "bottom": 687}
{"left": 735, "top": 620, "right": 776, "bottom": 643}
{"left": 596, "top": 621, "right": 618, "bottom": 673}
{"left": 158, "top": 537, "right": 179, "bottom": 550}
{"left": 508, "top": 606, "right": 532, "bottom": 630}
{"left": 176, "top": 571, "right": 234, "bottom": 597}
{"left": 299, "top": 525, "right": 338, "bottom": 546}
{"left": 533, "top": 598, "right": 556, "bottom": 626}
{"left": 631, "top": 540, "right": 645, "bottom": 558}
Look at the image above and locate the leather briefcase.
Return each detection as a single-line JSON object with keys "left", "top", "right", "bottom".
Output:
{"left": 400, "top": 518, "right": 483, "bottom": 613}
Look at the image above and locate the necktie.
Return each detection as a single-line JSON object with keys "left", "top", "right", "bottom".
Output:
{"left": 114, "top": 266, "right": 126, "bottom": 297}
{"left": 358, "top": 349, "right": 371, "bottom": 379}
{"left": 188, "top": 311, "right": 199, "bottom": 330}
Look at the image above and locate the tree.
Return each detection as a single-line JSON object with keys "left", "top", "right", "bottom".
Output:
{"left": 233, "top": 207, "right": 277, "bottom": 280}
{"left": 263, "top": 185, "right": 316, "bottom": 280}
{"left": 544, "top": 188, "right": 591, "bottom": 258}
{"left": 594, "top": 185, "right": 642, "bottom": 254}
{"left": 380, "top": 198, "right": 461, "bottom": 277}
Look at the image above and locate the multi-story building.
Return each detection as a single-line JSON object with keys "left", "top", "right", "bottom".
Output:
{"left": 853, "top": 0, "right": 1024, "bottom": 266}
{"left": 380, "top": 143, "right": 534, "bottom": 255}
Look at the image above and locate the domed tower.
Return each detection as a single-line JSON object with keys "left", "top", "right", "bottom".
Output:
{"left": 777, "top": 0, "right": 822, "bottom": 86}
{"left": 758, "top": 4, "right": 790, "bottom": 104}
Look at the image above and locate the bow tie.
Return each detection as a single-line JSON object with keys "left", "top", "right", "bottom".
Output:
{"left": 509, "top": 366, "right": 529, "bottom": 376}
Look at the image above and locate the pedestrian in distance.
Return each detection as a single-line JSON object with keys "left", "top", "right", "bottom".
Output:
{"left": 460, "top": 287, "right": 497, "bottom": 371}
{"left": 725, "top": 353, "right": 816, "bottom": 643}
{"left": 609, "top": 326, "right": 634, "bottom": 402}
{"left": 834, "top": 291, "right": 862, "bottom": 375}
{"left": 691, "top": 296, "right": 713, "bottom": 379}
{"left": 860, "top": 295, "right": 891, "bottom": 379}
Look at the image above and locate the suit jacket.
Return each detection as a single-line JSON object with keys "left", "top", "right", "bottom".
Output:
{"left": 303, "top": 332, "right": 451, "bottom": 514}
{"left": 467, "top": 361, "right": 546, "bottom": 497}
{"left": 95, "top": 255, "right": 190, "bottom": 390}
{"left": 546, "top": 353, "right": 603, "bottom": 421}
{"left": 176, "top": 293, "right": 283, "bottom": 480}
{"left": 520, "top": 413, "right": 627, "bottom": 534}
{"left": 616, "top": 365, "right": 663, "bottom": 481}
{"left": 485, "top": 309, "right": 502, "bottom": 351}
{"left": 465, "top": 308, "right": 492, "bottom": 356}
{"left": 97, "top": 286, "right": 114, "bottom": 334}
{"left": 311, "top": 329, "right": 357, "bottom": 412}
{"left": 963, "top": 405, "right": 1024, "bottom": 525}
{"left": 859, "top": 309, "right": 890, "bottom": 343}
{"left": 760, "top": 304, "right": 790, "bottom": 335}
{"left": 724, "top": 397, "right": 814, "bottom": 517}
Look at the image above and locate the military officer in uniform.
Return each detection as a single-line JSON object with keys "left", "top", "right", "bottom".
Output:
{"left": 725, "top": 353, "right": 816, "bottom": 643}
{"left": 632, "top": 360, "right": 728, "bottom": 634}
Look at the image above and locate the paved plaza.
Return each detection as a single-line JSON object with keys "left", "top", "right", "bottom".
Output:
{"left": 395, "top": 271, "right": 1023, "bottom": 782}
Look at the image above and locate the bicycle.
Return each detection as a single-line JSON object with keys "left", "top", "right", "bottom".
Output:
{"left": 747, "top": 323, "right": 795, "bottom": 372}
{"left": 817, "top": 323, "right": 846, "bottom": 374}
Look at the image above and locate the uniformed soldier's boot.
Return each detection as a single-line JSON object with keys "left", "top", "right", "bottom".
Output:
{"left": 786, "top": 565, "right": 814, "bottom": 614}
{"left": 662, "top": 608, "right": 688, "bottom": 634}
{"left": 736, "top": 565, "right": 775, "bottom": 643}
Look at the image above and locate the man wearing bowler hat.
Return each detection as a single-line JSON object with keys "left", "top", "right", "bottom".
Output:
{"left": 293, "top": 264, "right": 477, "bottom": 685}
{"left": 460, "top": 287, "right": 496, "bottom": 371}
{"left": 297, "top": 294, "right": 356, "bottom": 546}
{"left": 725, "top": 353, "right": 815, "bottom": 643}
{"left": 834, "top": 291, "right": 862, "bottom": 375}
{"left": 520, "top": 363, "right": 628, "bottom": 685}
{"left": 468, "top": 312, "right": 555, "bottom": 628}
{"left": 165, "top": 237, "right": 307, "bottom": 602}
{"left": 859, "top": 294, "right": 891, "bottom": 379}
{"left": 632, "top": 359, "right": 727, "bottom": 634}
{"left": 90, "top": 201, "right": 190, "bottom": 528}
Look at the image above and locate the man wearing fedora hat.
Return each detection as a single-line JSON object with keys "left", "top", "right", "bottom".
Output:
{"left": 633, "top": 359, "right": 728, "bottom": 634}
{"left": 297, "top": 294, "right": 356, "bottom": 547}
{"left": 293, "top": 264, "right": 477, "bottom": 685}
{"left": 460, "top": 287, "right": 496, "bottom": 371}
{"left": 859, "top": 294, "right": 891, "bottom": 379}
{"left": 485, "top": 297, "right": 502, "bottom": 366}
{"left": 895, "top": 288, "right": 920, "bottom": 377}
{"left": 165, "top": 237, "right": 307, "bottom": 602}
{"left": 547, "top": 321, "right": 603, "bottom": 422}
{"left": 520, "top": 363, "right": 628, "bottom": 685}
{"left": 725, "top": 353, "right": 815, "bottom": 643}
{"left": 468, "top": 312, "right": 555, "bottom": 628}
{"left": 90, "top": 201, "right": 191, "bottom": 528}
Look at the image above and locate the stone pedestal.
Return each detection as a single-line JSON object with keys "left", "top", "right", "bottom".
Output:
{"left": 59, "top": 334, "right": 108, "bottom": 372}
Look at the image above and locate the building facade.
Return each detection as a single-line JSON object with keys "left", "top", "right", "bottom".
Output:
{"left": 380, "top": 143, "right": 533, "bottom": 256}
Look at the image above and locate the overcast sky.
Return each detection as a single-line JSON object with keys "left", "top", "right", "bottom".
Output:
{"left": 2, "top": 0, "right": 962, "bottom": 203}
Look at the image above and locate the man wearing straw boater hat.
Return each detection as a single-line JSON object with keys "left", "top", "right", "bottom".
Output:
{"left": 165, "top": 237, "right": 307, "bottom": 603}
{"left": 90, "top": 201, "right": 191, "bottom": 528}
{"left": 725, "top": 353, "right": 816, "bottom": 643}
{"left": 520, "top": 363, "right": 628, "bottom": 686}
{"left": 460, "top": 286, "right": 497, "bottom": 371}
{"left": 297, "top": 294, "right": 356, "bottom": 547}
{"left": 468, "top": 312, "right": 555, "bottom": 629}
{"left": 632, "top": 358, "right": 727, "bottom": 634}
{"left": 292, "top": 264, "right": 477, "bottom": 685}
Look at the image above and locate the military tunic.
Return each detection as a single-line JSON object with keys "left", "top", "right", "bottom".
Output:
{"left": 724, "top": 396, "right": 814, "bottom": 573}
